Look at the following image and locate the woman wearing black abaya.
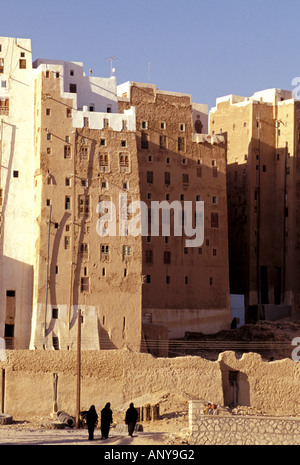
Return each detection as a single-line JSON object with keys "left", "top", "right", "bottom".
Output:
{"left": 86, "top": 405, "right": 98, "bottom": 440}
{"left": 100, "top": 402, "right": 113, "bottom": 439}
{"left": 125, "top": 402, "right": 138, "bottom": 437}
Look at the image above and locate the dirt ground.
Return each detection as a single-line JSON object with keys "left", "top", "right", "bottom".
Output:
{"left": 0, "top": 396, "right": 190, "bottom": 445}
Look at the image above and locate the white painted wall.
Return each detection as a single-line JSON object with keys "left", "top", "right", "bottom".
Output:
{"left": 0, "top": 37, "right": 35, "bottom": 348}
{"left": 33, "top": 59, "right": 136, "bottom": 132}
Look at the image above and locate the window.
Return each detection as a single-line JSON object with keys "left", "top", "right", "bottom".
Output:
{"left": 164, "top": 172, "right": 171, "bottom": 185}
{"left": 178, "top": 137, "right": 185, "bottom": 152}
{"left": 65, "top": 196, "right": 71, "bottom": 210}
{"left": 52, "top": 336, "right": 59, "bottom": 350}
{"left": 46, "top": 70, "right": 50, "bottom": 78}
{"left": 47, "top": 132, "right": 52, "bottom": 141}
{"left": 107, "top": 105, "right": 112, "bottom": 113}
{"left": 1, "top": 80, "right": 6, "bottom": 88}
{"left": 141, "top": 121, "right": 148, "bottom": 129}
{"left": 103, "top": 118, "right": 109, "bottom": 128}
{"left": 160, "top": 135, "right": 167, "bottom": 149}
{"left": 164, "top": 251, "right": 171, "bottom": 265}
{"left": 81, "top": 277, "right": 89, "bottom": 292}
{"left": 81, "top": 146, "right": 88, "bottom": 160}
{"left": 119, "top": 154, "right": 129, "bottom": 171}
{"left": 121, "top": 140, "right": 127, "bottom": 147}
{"left": 179, "top": 123, "right": 185, "bottom": 131}
{"left": 123, "top": 245, "right": 132, "bottom": 258}
{"left": 211, "top": 212, "right": 219, "bottom": 228}
{"left": 64, "top": 236, "right": 70, "bottom": 249}
{"left": 83, "top": 117, "right": 89, "bottom": 128}
{"left": 80, "top": 243, "right": 89, "bottom": 258}
{"left": 65, "top": 177, "right": 71, "bottom": 186}
{"left": 100, "top": 138, "right": 106, "bottom": 146}
{"left": 66, "top": 108, "right": 72, "bottom": 118}
{"left": 185, "top": 276, "right": 189, "bottom": 285}
{"left": 161, "top": 122, "right": 166, "bottom": 130}
{"left": 147, "top": 171, "right": 153, "bottom": 184}
{"left": 0, "top": 59, "right": 4, "bottom": 73}
{"left": 100, "top": 244, "right": 110, "bottom": 260}
{"left": 79, "top": 195, "right": 90, "bottom": 217}
{"left": 210, "top": 277, "right": 213, "bottom": 286}
{"left": 213, "top": 249, "right": 217, "bottom": 256}
{"left": 166, "top": 276, "right": 170, "bottom": 284}
{"left": 13, "top": 170, "right": 19, "bottom": 178}
{"left": 146, "top": 250, "right": 153, "bottom": 264}
{"left": 141, "top": 132, "right": 149, "bottom": 149}
{"left": 70, "top": 70, "right": 74, "bottom": 76}
{"left": 19, "top": 59, "right": 26, "bottom": 69}
{"left": 69, "top": 83, "right": 77, "bottom": 93}
{"left": 46, "top": 108, "right": 51, "bottom": 116}
{"left": 212, "top": 196, "right": 218, "bottom": 204}
{"left": 99, "top": 153, "right": 109, "bottom": 170}
{"left": 182, "top": 174, "right": 189, "bottom": 185}
{"left": 52, "top": 308, "right": 58, "bottom": 319}
{"left": 64, "top": 145, "right": 71, "bottom": 159}
{"left": 146, "top": 275, "right": 151, "bottom": 283}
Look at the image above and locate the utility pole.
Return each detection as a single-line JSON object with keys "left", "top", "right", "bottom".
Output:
{"left": 44, "top": 204, "right": 52, "bottom": 338}
{"left": 76, "top": 308, "right": 81, "bottom": 428}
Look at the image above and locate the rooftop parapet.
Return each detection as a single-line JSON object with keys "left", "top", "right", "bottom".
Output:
{"left": 33, "top": 59, "right": 136, "bottom": 131}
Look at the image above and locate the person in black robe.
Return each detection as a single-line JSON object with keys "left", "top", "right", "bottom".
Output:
{"left": 86, "top": 405, "right": 98, "bottom": 440}
{"left": 125, "top": 402, "right": 138, "bottom": 437}
{"left": 100, "top": 402, "right": 113, "bottom": 439}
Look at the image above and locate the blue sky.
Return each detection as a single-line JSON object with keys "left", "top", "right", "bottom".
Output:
{"left": 2, "top": 0, "right": 300, "bottom": 109}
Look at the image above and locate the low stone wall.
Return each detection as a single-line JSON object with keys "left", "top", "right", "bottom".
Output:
{"left": 189, "top": 400, "right": 300, "bottom": 445}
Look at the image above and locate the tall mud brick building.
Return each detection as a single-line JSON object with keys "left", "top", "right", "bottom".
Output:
{"left": 210, "top": 89, "right": 300, "bottom": 322}
{"left": 0, "top": 36, "right": 232, "bottom": 353}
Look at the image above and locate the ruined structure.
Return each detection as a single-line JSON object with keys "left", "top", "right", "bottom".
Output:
{"left": 0, "top": 37, "right": 232, "bottom": 352}
{"left": 210, "top": 90, "right": 300, "bottom": 322}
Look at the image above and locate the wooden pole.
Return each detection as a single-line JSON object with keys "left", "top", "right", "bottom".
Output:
{"left": 76, "top": 308, "right": 81, "bottom": 428}
{"left": 44, "top": 204, "right": 52, "bottom": 338}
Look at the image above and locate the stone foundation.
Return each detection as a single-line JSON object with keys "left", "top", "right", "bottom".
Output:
{"left": 189, "top": 400, "right": 300, "bottom": 445}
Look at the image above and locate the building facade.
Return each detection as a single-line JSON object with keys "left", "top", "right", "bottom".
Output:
{"left": 210, "top": 89, "right": 300, "bottom": 321}
{"left": 118, "top": 82, "right": 231, "bottom": 345}
{"left": 0, "top": 36, "right": 232, "bottom": 352}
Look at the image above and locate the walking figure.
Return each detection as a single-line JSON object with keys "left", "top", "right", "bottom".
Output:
{"left": 86, "top": 405, "right": 98, "bottom": 440}
{"left": 125, "top": 402, "right": 138, "bottom": 437}
{"left": 101, "top": 402, "right": 113, "bottom": 439}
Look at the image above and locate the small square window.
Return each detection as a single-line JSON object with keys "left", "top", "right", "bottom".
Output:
{"left": 46, "top": 108, "right": 51, "bottom": 116}
{"left": 146, "top": 275, "right": 151, "bottom": 283}
{"left": 13, "top": 170, "right": 19, "bottom": 178}
{"left": 70, "top": 70, "right": 74, "bottom": 76}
